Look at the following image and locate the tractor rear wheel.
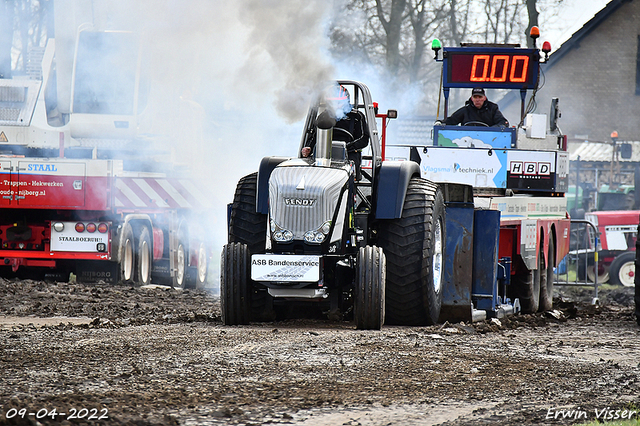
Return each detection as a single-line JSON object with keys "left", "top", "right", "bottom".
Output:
{"left": 378, "top": 178, "right": 445, "bottom": 325}
{"left": 539, "top": 236, "right": 555, "bottom": 311}
{"left": 220, "top": 243, "right": 250, "bottom": 325}
{"left": 228, "top": 172, "right": 274, "bottom": 321}
{"left": 354, "top": 246, "right": 386, "bottom": 330}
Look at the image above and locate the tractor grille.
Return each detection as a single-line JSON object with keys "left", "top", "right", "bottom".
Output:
{"left": 269, "top": 166, "right": 349, "bottom": 241}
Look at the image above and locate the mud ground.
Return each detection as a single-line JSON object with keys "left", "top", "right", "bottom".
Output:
{"left": 0, "top": 278, "right": 639, "bottom": 425}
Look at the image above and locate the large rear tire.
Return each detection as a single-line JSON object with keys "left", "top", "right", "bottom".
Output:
{"left": 378, "top": 178, "right": 445, "bottom": 325}
{"left": 539, "top": 236, "right": 555, "bottom": 311}
{"left": 354, "top": 246, "right": 386, "bottom": 330}
{"left": 220, "top": 243, "right": 250, "bottom": 325}
{"left": 609, "top": 251, "right": 636, "bottom": 287}
{"left": 228, "top": 172, "right": 274, "bottom": 321}
{"left": 229, "top": 172, "right": 267, "bottom": 253}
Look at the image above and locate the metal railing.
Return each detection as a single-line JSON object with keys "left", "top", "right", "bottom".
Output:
{"left": 554, "top": 219, "right": 600, "bottom": 304}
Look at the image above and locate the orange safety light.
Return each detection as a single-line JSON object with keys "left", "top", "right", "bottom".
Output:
{"left": 529, "top": 26, "right": 540, "bottom": 39}
{"left": 611, "top": 131, "right": 619, "bottom": 139}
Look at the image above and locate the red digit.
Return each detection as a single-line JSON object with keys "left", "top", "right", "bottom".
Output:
{"left": 489, "top": 55, "right": 509, "bottom": 82}
{"left": 510, "top": 55, "right": 529, "bottom": 82}
{"left": 470, "top": 55, "right": 490, "bottom": 81}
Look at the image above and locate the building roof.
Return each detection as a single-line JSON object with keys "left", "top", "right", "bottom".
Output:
{"left": 499, "top": 0, "right": 630, "bottom": 109}
{"left": 545, "top": 0, "right": 630, "bottom": 69}
{"left": 569, "top": 140, "right": 640, "bottom": 162}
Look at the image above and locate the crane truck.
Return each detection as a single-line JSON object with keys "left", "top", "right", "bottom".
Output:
{"left": 0, "top": 0, "right": 210, "bottom": 287}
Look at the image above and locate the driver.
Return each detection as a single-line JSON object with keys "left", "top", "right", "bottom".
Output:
{"left": 445, "top": 87, "right": 508, "bottom": 128}
{"left": 301, "top": 85, "right": 370, "bottom": 178}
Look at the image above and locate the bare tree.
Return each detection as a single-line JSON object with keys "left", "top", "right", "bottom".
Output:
{"left": 0, "top": 0, "right": 14, "bottom": 78}
{"left": 2, "top": 0, "right": 50, "bottom": 75}
{"left": 330, "top": 0, "right": 561, "bottom": 112}
{"left": 525, "top": 0, "right": 540, "bottom": 48}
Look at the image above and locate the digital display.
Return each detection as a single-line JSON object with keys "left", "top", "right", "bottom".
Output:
{"left": 443, "top": 48, "right": 539, "bottom": 89}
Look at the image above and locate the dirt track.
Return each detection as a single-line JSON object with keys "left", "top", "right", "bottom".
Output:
{"left": 1, "top": 279, "right": 639, "bottom": 425}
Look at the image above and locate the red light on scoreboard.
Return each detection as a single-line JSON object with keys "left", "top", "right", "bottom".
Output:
{"left": 448, "top": 51, "right": 537, "bottom": 87}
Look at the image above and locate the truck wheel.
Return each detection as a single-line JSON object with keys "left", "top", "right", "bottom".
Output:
{"left": 173, "top": 240, "right": 188, "bottom": 289}
{"left": 136, "top": 226, "right": 152, "bottom": 286}
{"left": 354, "top": 246, "right": 386, "bottom": 330}
{"left": 635, "top": 249, "right": 640, "bottom": 325}
{"left": 228, "top": 172, "right": 273, "bottom": 321}
{"left": 119, "top": 222, "right": 135, "bottom": 284}
{"left": 195, "top": 242, "right": 208, "bottom": 290}
{"left": 220, "top": 243, "right": 251, "bottom": 325}
{"left": 609, "top": 251, "right": 636, "bottom": 287}
{"left": 378, "top": 178, "right": 445, "bottom": 325}
{"left": 539, "top": 237, "right": 555, "bottom": 311}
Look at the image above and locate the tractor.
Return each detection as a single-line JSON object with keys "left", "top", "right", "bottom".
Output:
{"left": 221, "top": 81, "right": 448, "bottom": 329}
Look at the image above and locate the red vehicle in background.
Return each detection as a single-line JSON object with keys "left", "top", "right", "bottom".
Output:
{"left": 583, "top": 210, "right": 637, "bottom": 287}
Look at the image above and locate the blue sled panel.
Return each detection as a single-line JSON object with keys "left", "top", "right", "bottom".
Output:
{"left": 439, "top": 203, "right": 474, "bottom": 322}
{"left": 472, "top": 209, "right": 501, "bottom": 311}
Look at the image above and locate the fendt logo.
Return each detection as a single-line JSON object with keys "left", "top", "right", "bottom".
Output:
{"left": 284, "top": 198, "right": 316, "bottom": 206}
{"left": 510, "top": 161, "right": 551, "bottom": 176}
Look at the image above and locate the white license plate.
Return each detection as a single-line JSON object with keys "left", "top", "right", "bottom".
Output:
{"left": 251, "top": 254, "right": 321, "bottom": 282}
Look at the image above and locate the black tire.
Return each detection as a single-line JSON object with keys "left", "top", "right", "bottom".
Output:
{"left": 514, "top": 252, "right": 541, "bottom": 314}
{"left": 609, "top": 251, "right": 636, "bottom": 287}
{"left": 378, "top": 178, "right": 445, "bottom": 325}
{"left": 228, "top": 172, "right": 273, "bottom": 321}
{"left": 119, "top": 222, "right": 135, "bottom": 284}
{"left": 354, "top": 246, "right": 386, "bottom": 330}
{"left": 135, "top": 226, "right": 152, "bottom": 286}
{"left": 539, "top": 236, "right": 555, "bottom": 311}
{"left": 220, "top": 243, "right": 250, "bottom": 325}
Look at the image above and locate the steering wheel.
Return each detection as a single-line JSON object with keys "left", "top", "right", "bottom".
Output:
{"left": 333, "top": 127, "right": 354, "bottom": 142}
{"left": 463, "top": 121, "right": 489, "bottom": 127}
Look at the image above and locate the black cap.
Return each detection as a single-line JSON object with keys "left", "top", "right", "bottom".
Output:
{"left": 471, "top": 87, "right": 485, "bottom": 96}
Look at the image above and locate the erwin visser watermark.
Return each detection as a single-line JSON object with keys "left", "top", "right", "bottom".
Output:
{"left": 546, "top": 407, "right": 638, "bottom": 421}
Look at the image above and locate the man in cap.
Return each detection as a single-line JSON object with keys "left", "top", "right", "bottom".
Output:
{"left": 445, "top": 87, "right": 508, "bottom": 127}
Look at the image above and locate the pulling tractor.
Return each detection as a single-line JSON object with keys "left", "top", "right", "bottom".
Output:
{"left": 222, "top": 81, "right": 451, "bottom": 329}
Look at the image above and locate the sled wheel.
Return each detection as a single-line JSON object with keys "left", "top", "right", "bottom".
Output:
{"left": 354, "top": 246, "right": 386, "bottom": 330}
{"left": 220, "top": 243, "right": 250, "bottom": 325}
{"left": 609, "top": 251, "right": 636, "bottom": 287}
{"left": 514, "top": 240, "right": 541, "bottom": 314}
{"left": 119, "top": 222, "right": 135, "bottom": 284}
{"left": 136, "top": 226, "right": 152, "bottom": 286}
{"left": 539, "top": 236, "right": 555, "bottom": 311}
{"left": 195, "top": 242, "right": 209, "bottom": 290}
{"left": 378, "top": 178, "right": 445, "bottom": 325}
{"left": 229, "top": 172, "right": 274, "bottom": 321}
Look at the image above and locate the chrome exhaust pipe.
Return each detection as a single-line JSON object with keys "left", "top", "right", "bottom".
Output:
{"left": 315, "top": 110, "right": 336, "bottom": 167}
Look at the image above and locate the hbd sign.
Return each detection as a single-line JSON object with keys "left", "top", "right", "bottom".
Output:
{"left": 510, "top": 161, "right": 551, "bottom": 176}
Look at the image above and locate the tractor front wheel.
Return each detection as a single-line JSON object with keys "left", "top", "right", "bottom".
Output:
{"left": 354, "top": 246, "right": 386, "bottom": 330}
{"left": 220, "top": 243, "right": 251, "bottom": 325}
